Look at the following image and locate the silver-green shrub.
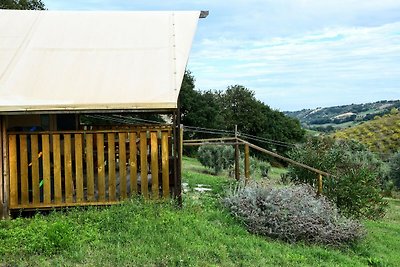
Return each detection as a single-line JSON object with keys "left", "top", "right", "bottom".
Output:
{"left": 223, "top": 182, "right": 365, "bottom": 247}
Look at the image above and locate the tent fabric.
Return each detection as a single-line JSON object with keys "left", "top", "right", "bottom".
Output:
{"left": 0, "top": 10, "right": 200, "bottom": 113}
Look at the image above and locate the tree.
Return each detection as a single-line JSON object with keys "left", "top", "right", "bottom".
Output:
{"left": 287, "top": 137, "right": 387, "bottom": 219}
{"left": 220, "top": 85, "right": 304, "bottom": 153}
{"left": 0, "top": 0, "right": 46, "bottom": 10}
{"left": 179, "top": 71, "right": 224, "bottom": 133}
{"left": 179, "top": 77, "right": 305, "bottom": 154}
{"left": 388, "top": 152, "right": 400, "bottom": 189}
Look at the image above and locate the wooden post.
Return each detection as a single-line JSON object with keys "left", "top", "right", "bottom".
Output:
{"left": 234, "top": 125, "right": 240, "bottom": 180}
{"left": 317, "top": 174, "right": 323, "bottom": 196}
{"left": 0, "top": 116, "right": 3, "bottom": 218}
{"left": 2, "top": 116, "right": 9, "bottom": 218}
{"left": 180, "top": 124, "right": 183, "bottom": 176}
{"left": 244, "top": 144, "right": 250, "bottom": 183}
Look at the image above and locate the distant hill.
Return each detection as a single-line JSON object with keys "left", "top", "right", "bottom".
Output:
{"left": 285, "top": 100, "right": 400, "bottom": 132}
{"left": 332, "top": 110, "right": 400, "bottom": 156}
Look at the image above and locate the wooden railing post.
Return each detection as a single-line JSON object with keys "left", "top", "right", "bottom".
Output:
{"left": 234, "top": 125, "right": 240, "bottom": 180}
{"left": 317, "top": 174, "right": 323, "bottom": 196}
{"left": 0, "top": 117, "right": 4, "bottom": 219}
{"left": 244, "top": 144, "right": 250, "bottom": 183}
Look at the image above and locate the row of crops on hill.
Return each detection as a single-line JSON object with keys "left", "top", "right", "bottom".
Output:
{"left": 333, "top": 109, "right": 400, "bottom": 156}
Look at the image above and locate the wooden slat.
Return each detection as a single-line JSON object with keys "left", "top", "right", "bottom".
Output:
{"left": 8, "top": 135, "right": 18, "bottom": 207}
{"left": 150, "top": 131, "right": 159, "bottom": 199}
{"left": 53, "top": 134, "right": 62, "bottom": 204}
{"left": 97, "top": 133, "right": 105, "bottom": 201}
{"left": 75, "top": 134, "right": 84, "bottom": 202}
{"left": 108, "top": 133, "right": 116, "bottom": 201}
{"left": 86, "top": 134, "right": 95, "bottom": 201}
{"left": 129, "top": 132, "right": 138, "bottom": 195}
{"left": 19, "top": 135, "right": 28, "bottom": 204}
{"left": 161, "top": 131, "right": 170, "bottom": 198}
{"left": 64, "top": 134, "right": 73, "bottom": 203}
{"left": 42, "top": 135, "right": 51, "bottom": 204}
{"left": 118, "top": 133, "right": 127, "bottom": 199}
{"left": 0, "top": 119, "right": 3, "bottom": 216}
{"left": 31, "top": 135, "right": 40, "bottom": 204}
{"left": 140, "top": 131, "right": 148, "bottom": 198}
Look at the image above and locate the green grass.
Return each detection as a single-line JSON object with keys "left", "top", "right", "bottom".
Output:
{"left": 0, "top": 157, "right": 399, "bottom": 266}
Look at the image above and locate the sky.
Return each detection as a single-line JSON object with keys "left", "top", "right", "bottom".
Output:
{"left": 45, "top": 0, "right": 400, "bottom": 111}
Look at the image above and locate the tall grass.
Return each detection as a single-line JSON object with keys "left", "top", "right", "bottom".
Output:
{"left": 0, "top": 157, "right": 398, "bottom": 266}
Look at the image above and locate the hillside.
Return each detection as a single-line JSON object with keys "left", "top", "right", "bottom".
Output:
{"left": 285, "top": 100, "right": 400, "bottom": 132}
{"left": 333, "top": 110, "right": 400, "bottom": 156}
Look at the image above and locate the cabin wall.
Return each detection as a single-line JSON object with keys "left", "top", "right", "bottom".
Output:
{"left": 7, "top": 115, "right": 41, "bottom": 130}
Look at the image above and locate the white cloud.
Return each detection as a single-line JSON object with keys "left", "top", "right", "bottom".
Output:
{"left": 189, "top": 22, "right": 400, "bottom": 110}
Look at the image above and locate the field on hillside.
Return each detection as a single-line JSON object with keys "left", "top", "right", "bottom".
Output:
{"left": 285, "top": 100, "right": 400, "bottom": 132}
{"left": 0, "top": 157, "right": 399, "bottom": 266}
{"left": 333, "top": 111, "right": 400, "bottom": 155}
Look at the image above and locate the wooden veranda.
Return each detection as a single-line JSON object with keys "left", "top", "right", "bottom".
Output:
{"left": 8, "top": 127, "right": 174, "bottom": 209}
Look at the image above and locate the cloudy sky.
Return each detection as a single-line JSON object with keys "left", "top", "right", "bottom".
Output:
{"left": 46, "top": 0, "right": 400, "bottom": 111}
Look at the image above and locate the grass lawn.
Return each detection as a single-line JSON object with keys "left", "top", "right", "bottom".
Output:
{"left": 0, "top": 157, "right": 399, "bottom": 266}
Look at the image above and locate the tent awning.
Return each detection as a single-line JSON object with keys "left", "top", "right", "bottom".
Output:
{"left": 0, "top": 10, "right": 200, "bottom": 113}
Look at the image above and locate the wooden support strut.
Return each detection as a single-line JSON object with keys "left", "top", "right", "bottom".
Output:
{"left": 317, "top": 174, "right": 323, "bottom": 196}
{"left": 234, "top": 125, "right": 240, "bottom": 181}
{"left": 0, "top": 117, "right": 3, "bottom": 218}
{"left": 244, "top": 144, "right": 250, "bottom": 183}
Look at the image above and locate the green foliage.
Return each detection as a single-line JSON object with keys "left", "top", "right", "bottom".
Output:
{"left": 196, "top": 145, "right": 271, "bottom": 178}
{"left": 223, "top": 182, "right": 365, "bottom": 247}
{"left": 221, "top": 85, "right": 305, "bottom": 154}
{"left": 0, "top": 0, "right": 46, "bottom": 10}
{"left": 239, "top": 154, "right": 271, "bottom": 178}
{"left": 179, "top": 73, "right": 305, "bottom": 154}
{"left": 388, "top": 152, "right": 400, "bottom": 189}
{"left": 0, "top": 214, "right": 78, "bottom": 257}
{"left": 287, "top": 137, "right": 388, "bottom": 219}
{"left": 197, "top": 145, "right": 235, "bottom": 174}
{"left": 333, "top": 111, "right": 400, "bottom": 156}
{"left": 180, "top": 71, "right": 225, "bottom": 132}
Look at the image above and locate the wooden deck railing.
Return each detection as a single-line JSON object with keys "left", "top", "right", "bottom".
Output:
{"left": 8, "top": 127, "right": 172, "bottom": 209}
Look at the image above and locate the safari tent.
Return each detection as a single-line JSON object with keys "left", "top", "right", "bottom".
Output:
{"left": 0, "top": 10, "right": 203, "bottom": 218}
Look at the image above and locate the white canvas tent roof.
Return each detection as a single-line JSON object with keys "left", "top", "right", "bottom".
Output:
{"left": 0, "top": 10, "right": 200, "bottom": 113}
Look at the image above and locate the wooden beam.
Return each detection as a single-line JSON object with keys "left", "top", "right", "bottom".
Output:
{"left": 0, "top": 117, "right": 3, "bottom": 218}
{"left": 317, "top": 174, "right": 323, "bottom": 196}
{"left": 235, "top": 126, "right": 240, "bottom": 181}
{"left": 237, "top": 138, "right": 331, "bottom": 177}
{"left": 183, "top": 137, "right": 236, "bottom": 143}
{"left": 183, "top": 142, "right": 242, "bottom": 146}
{"left": 244, "top": 144, "right": 250, "bottom": 183}
{"left": 2, "top": 116, "right": 10, "bottom": 218}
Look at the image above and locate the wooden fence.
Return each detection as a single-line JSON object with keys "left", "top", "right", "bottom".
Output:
{"left": 7, "top": 127, "right": 173, "bottom": 210}
{"left": 183, "top": 137, "right": 330, "bottom": 195}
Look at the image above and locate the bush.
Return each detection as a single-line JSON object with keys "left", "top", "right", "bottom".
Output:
{"left": 197, "top": 145, "right": 235, "bottom": 174}
{"left": 197, "top": 145, "right": 271, "bottom": 178}
{"left": 287, "top": 137, "right": 387, "bottom": 219}
{"left": 388, "top": 152, "right": 400, "bottom": 189}
{"left": 223, "top": 182, "right": 365, "bottom": 247}
{"left": 239, "top": 156, "right": 271, "bottom": 179}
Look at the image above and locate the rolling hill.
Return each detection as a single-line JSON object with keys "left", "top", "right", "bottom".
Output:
{"left": 285, "top": 100, "right": 400, "bottom": 132}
